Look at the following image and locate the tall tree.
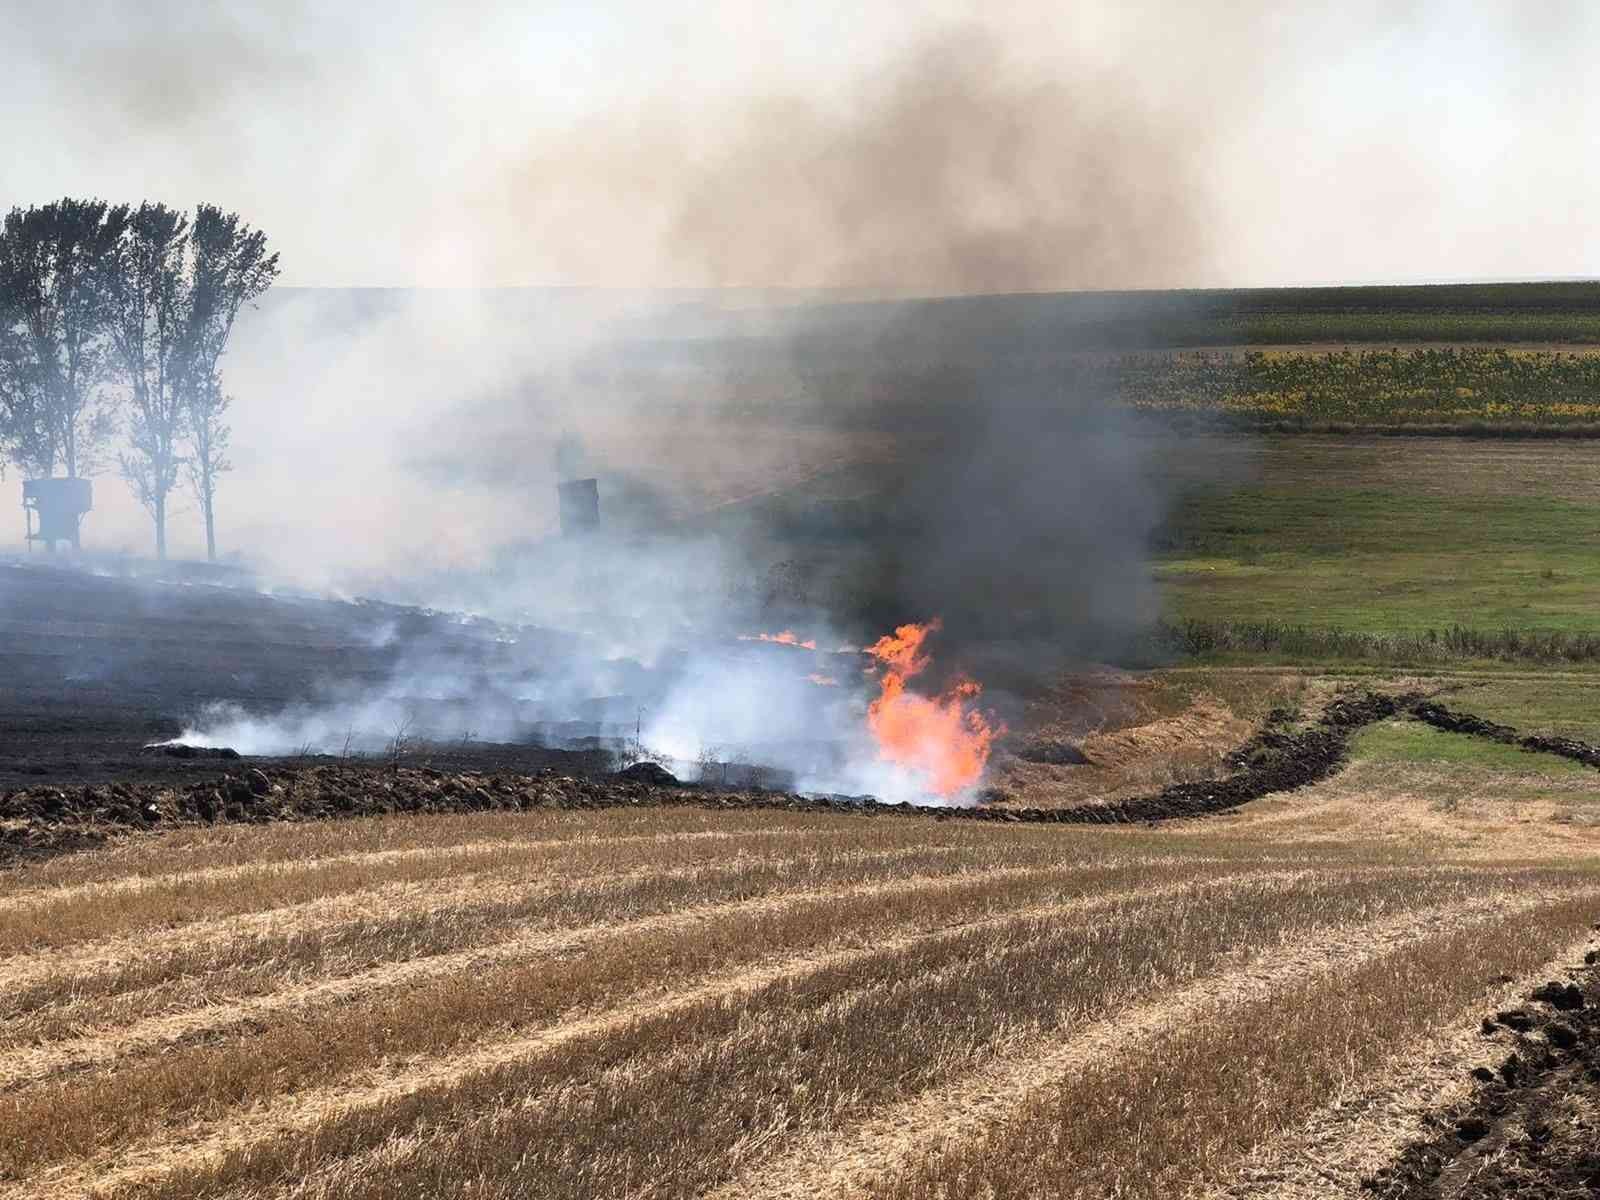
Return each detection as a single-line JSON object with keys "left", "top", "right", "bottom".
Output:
{"left": 0, "top": 200, "right": 128, "bottom": 502}
{"left": 0, "top": 320, "right": 53, "bottom": 479}
{"left": 105, "top": 203, "right": 189, "bottom": 560}
{"left": 183, "top": 374, "right": 231, "bottom": 562}
{"left": 180, "top": 205, "right": 278, "bottom": 561}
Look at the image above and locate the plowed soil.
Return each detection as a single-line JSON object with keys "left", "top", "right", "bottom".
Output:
{"left": 1363, "top": 961, "right": 1600, "bottom": 1199}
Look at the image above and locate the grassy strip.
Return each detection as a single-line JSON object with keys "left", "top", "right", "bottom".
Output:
{"left": 1166, "top": 416, "right": 1600, "bottom": 438}
{"left": 879, "top": 895, "right": 1598, "bottom": 1199}
{"left": 0, "top": 858, "right": 1279, "bottom": 1180}
{"left": 1153, "top": 481, "right": 1600, "bottom": 636}
{"left": 1353, "top": 722, "right": 1592, "bottom": 775}
{"left": 102, "top": 870, "right": 1553, "bottom": 1200}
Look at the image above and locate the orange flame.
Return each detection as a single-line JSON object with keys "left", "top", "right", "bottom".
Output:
{"left": 866, "top": 619, "right": 1000, "bottom": 798}
{"left": 738, "top": 630, "right": 817, "bottom": 650}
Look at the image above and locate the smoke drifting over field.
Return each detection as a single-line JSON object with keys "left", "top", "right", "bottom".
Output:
{"left": 12, "top": 3, "right": 1598, "bottom": 289}
{"left": 15, "top": 1, "right": 1593, "bottom": 797}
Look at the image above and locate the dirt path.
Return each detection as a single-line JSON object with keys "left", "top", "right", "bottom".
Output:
{"left": 1, "top": 871, "right": 1318, "bottom": 1200}
{"left": 703, "top": 888, "right": 1593, "bottom": 1200}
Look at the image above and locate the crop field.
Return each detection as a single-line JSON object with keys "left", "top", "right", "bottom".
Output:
{"left": 1118, "top": 348, "right": 1600, "bottom": 426}
{"left": 1, "top": 791, "right": 1597, "bottom": 1200}
{"left": 785, "top": 280, "right": 1600, "bottom": 351}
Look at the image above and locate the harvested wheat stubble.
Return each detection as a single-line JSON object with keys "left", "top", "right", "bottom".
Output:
{"left": 0, "top": 856, "right": 1286, "bottom": 1159}
{"left": 16, "top": 869, "right": 1562, "bottom": 1200}
{"left": 0, "top": 857, "right": 1235, "bottom": 1091}
{"left": 0, "top": 838, "right": 992, "bottom": 1017}
{"left": 872, "top": 895, "right": 1600, "bottom": 1200}
{"left": 0, "top": 821, "right": 824, "bottom": 914}
{"left": 10, "top": 871, "right": 1328, "bottom": 1200}
{"left": 0, "top": 878, "right": 1195, "bottom": 1196}
{"left": 0, "top": 826, "right": 1118, "bottom": 1017}
{"left": 0, "top": 807, "right": 855, "bottom": 899}
{"left": 2, "top": 762, "right": 1596, "bottom": 1200}
{"left": 712, "top": 888, "right": 1595, "bottom": 1200}
{"left": 0, "top": 822, "right": 937, "bottom": 953}
{"left": 1192, "top": 925, "right": 1600, "bottom": 1200}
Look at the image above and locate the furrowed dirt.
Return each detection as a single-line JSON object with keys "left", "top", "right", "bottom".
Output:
{"left": 1363, "top": 956, "right": 1600, "bottom": 1200}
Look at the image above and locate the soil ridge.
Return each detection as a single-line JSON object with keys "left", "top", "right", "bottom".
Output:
{"left": 0, "top": 691, "right": 1437, "bottom": 864}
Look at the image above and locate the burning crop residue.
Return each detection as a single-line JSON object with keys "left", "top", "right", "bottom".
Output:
{"left": 739, "top": 630, "right": 818, "bottom": 649}
{"left": 866, "top": 619, "right": 1001, "bottom": 801}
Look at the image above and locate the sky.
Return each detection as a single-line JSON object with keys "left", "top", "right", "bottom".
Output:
{"left": 6, "top": 0, "right": 1598, "bottom": 291}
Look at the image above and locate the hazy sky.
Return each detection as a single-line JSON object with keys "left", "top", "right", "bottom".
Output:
{"left": 7, "top": 0, "right": 1598, "bottom": 290}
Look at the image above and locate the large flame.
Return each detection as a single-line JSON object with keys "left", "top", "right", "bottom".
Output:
{"left": 866, "top": 619, "right": 1000, "bottom": 799}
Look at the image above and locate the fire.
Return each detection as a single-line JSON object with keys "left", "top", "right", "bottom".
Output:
{"left": 738, "top": 630, "right": 817, "bottom": 650}
{"left": 865, "top": 619, "right": 1000, "bottom": 799}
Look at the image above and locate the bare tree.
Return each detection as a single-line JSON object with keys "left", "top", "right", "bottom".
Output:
{"left": 104, "top": 203, "right": 189, "bottom": 560}
{"left": 0, "top": 200, "right": 128, "bottom": 532}
{"left": 180, "top": 205, "right": 278, "bottom": 561}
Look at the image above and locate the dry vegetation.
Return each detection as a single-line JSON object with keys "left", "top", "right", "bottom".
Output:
{"left": 1, "top": 789, "right": 1596, "bottom": 1200}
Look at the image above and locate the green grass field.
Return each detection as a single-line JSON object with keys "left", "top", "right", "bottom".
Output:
{"left": 1157, "top": 486, "right": 1600, "bottom": 631}
{"left": 1351, "top": 720, "right": 1591, "bottom": 775}
{"left": 1153, "top": 437, "right": 1600, "bottom": 659}
{"left": 1432, "top": 677, "right": 1600, "bottom": 738}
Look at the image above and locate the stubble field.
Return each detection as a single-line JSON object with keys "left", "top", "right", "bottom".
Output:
{"left": 3, "top": 791, "right": 1597, "bottom": 1200}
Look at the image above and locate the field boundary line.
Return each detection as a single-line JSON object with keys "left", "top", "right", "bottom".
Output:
{"left": 5, "top": 870, "right": 1327, "bottom": 1199}
{"left": 702, "top": 886, "right": 1600, "bottom": 1200}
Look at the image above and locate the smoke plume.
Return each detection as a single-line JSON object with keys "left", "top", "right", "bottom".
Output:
{"left": 9, "top": 1, "right": 1597, "bottom": 800}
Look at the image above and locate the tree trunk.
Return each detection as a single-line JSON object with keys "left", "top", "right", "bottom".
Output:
{"left": 204, "top": 491, "right": 216, "bottom": 562}
{"left": 154, "top": 492, "right": 167, "bottom": 561}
